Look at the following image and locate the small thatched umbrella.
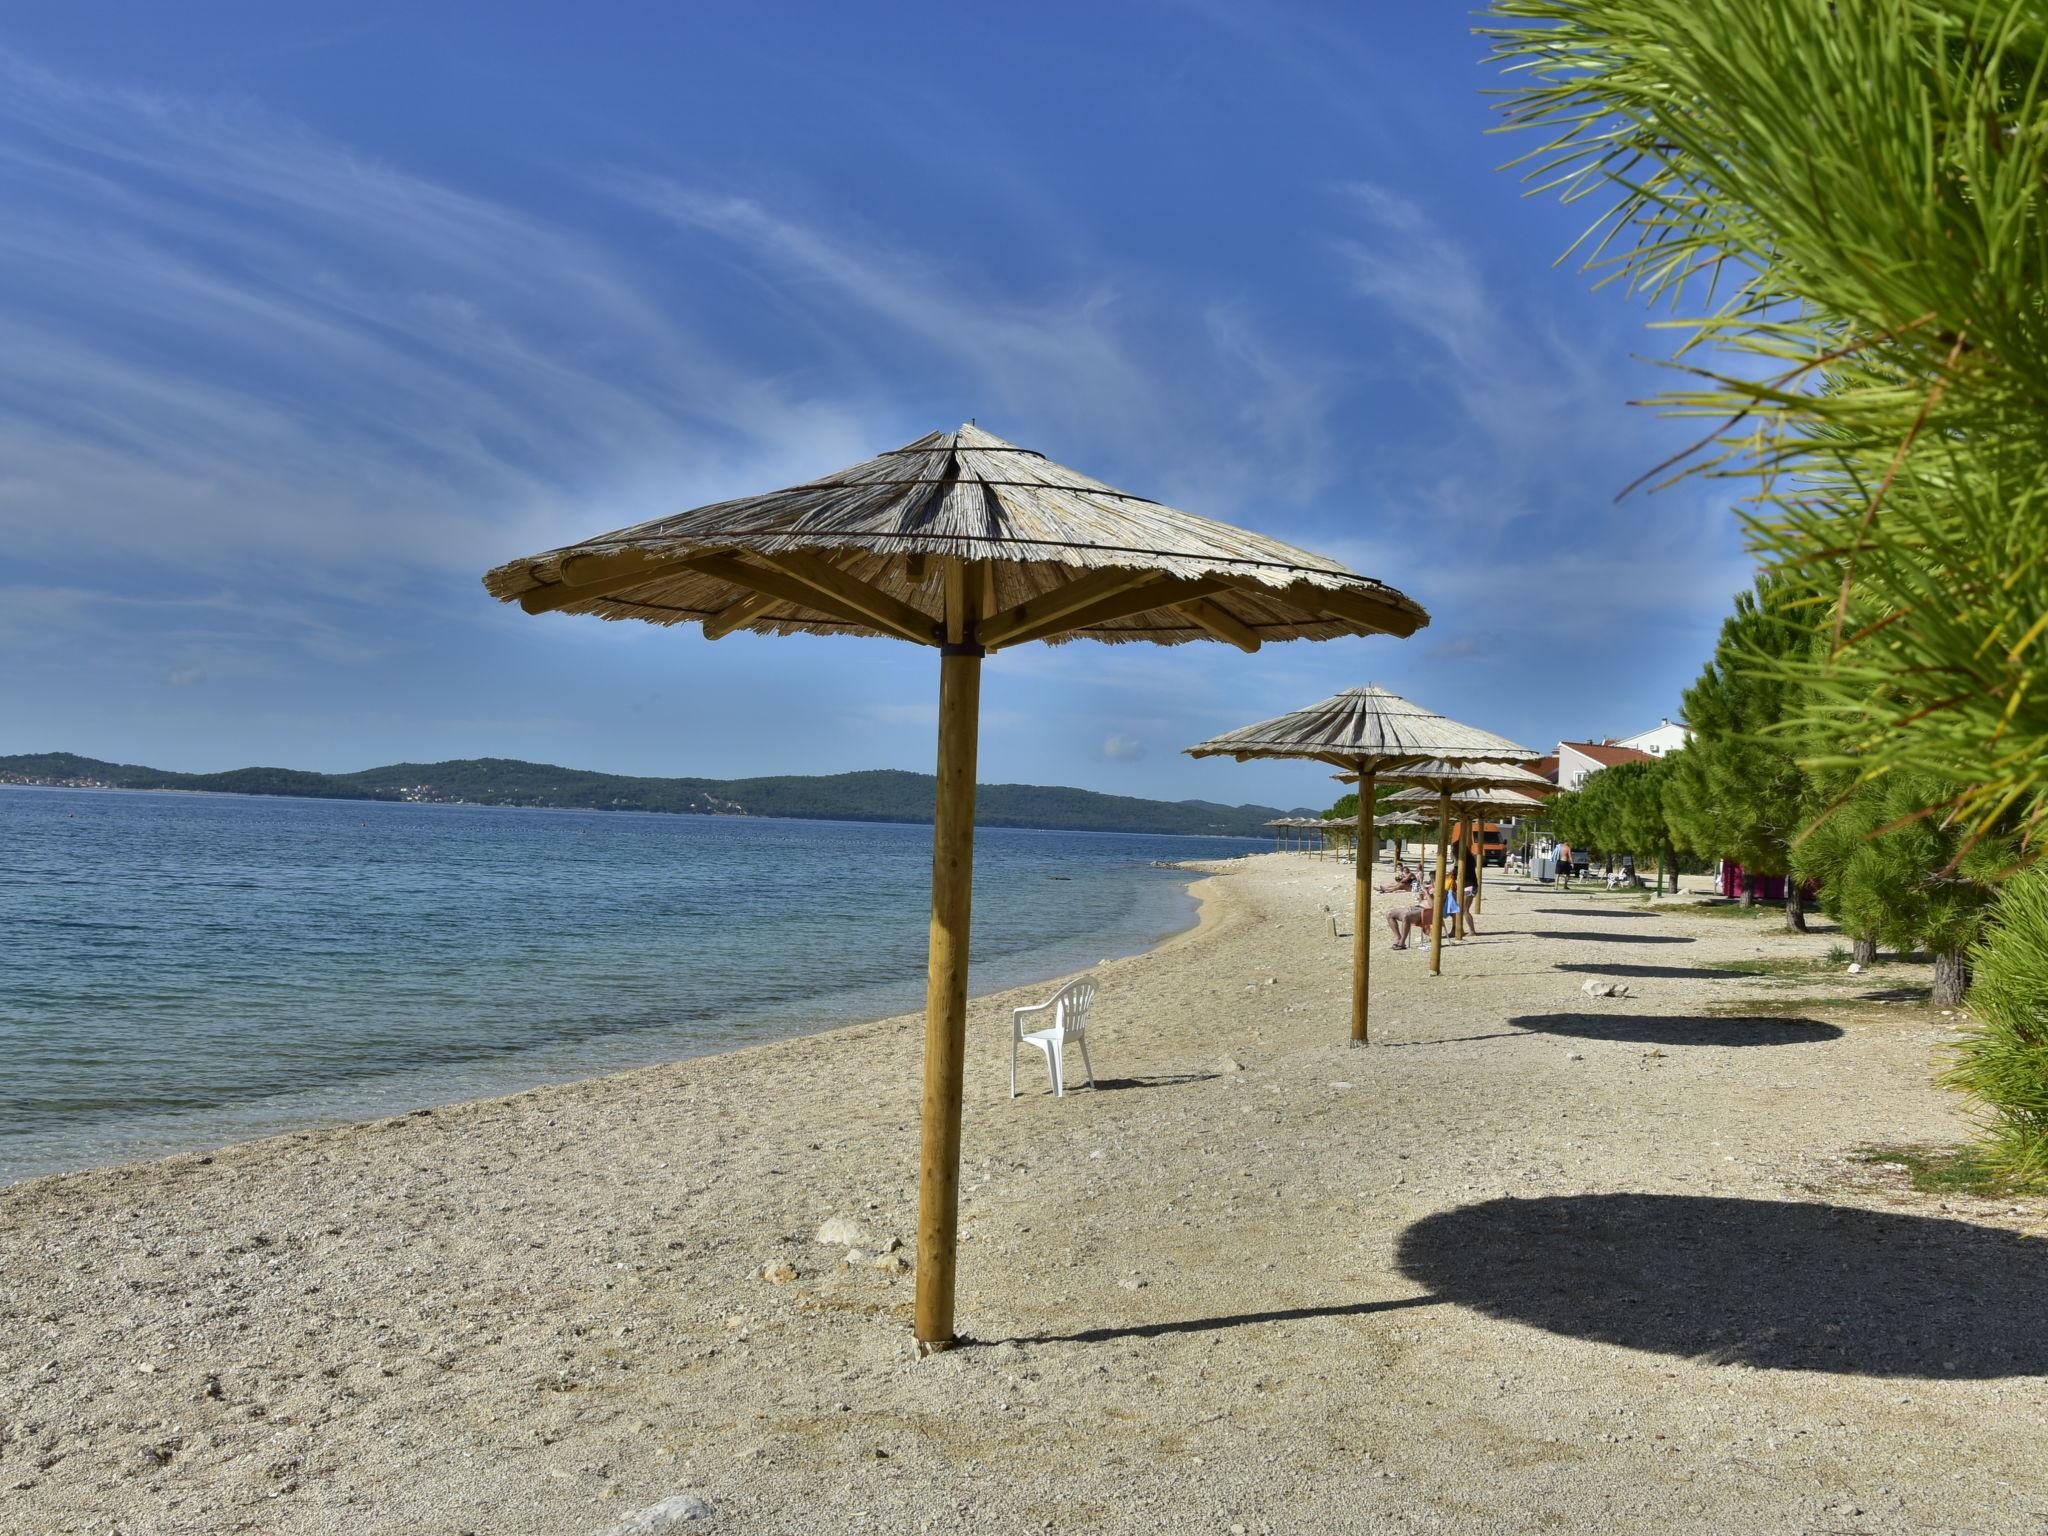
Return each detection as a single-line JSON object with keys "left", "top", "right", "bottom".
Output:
{"left": 1340, "top": 758, "right": 1547, "bottom": 975}
{"left": 482, "top": 424, "right": 1426, "bottom": 1353}
{"left": 1375, "top": 804, "right": 1434, "bottom": 864}
{"left": 1187, "top": 687, "right": 1534, "bottom": 1045}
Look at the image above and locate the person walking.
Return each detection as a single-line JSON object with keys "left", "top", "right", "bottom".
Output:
{"left": 1555, "top": 839, "right": 1575, "bottom": 891}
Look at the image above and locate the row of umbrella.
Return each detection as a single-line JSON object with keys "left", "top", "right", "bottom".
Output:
{"left": 481, "top": 424, "right": 1522, "bottom": 1353}
{"left": 1187, "top": 691, "right": 1544, "bottom": 1039}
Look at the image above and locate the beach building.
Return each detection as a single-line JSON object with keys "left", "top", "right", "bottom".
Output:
{"left": 1615, "top": 717, "right": 1692, "bottom": 756}
{"left": 1555, "top": 739, "right": 1655, "bottom": 790}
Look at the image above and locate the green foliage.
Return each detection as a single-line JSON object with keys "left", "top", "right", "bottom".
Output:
{"left": 1485, "top": 0, "right": 2048, "bottom": 846}
{"left": 1855, "top": 1144, "right": 2045, "bottom": 1199}
{"left": 1324, "top": 782, "right": 1414, "bottom": 823}
{"left": 0, "top": 754, "right": 1290, "bottom": 837}
{"left": 1945, "top": 871, "right": 2048, "bottom": 1182}
{"left": 1796, "top": 770, "right": 2008, "bottom": 961}
{"left": 1664, "top": 576, "right": 1812, "bottom": 878}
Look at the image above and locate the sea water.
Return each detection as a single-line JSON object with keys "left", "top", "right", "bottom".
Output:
{"left": 0, "top": 785, "right": 1251, "bottom": 1184}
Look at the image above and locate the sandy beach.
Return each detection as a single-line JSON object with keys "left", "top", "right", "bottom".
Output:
{"left": 5, "top": 853, "right": 2045, "bottom": 1535}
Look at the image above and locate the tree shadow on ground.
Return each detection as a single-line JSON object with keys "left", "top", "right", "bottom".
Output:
{"left": 1396, "top": 1193, "right": 2048, "bottom": 1378}
{"left": 1508, "top": 1012, "right": 1843, "bottom": 1046}
{"left": 1526, "top": 930, "right": 1696, "bottom": 945}
{"left": 1557, "top": 961, "right": 1740, "bottom": 981}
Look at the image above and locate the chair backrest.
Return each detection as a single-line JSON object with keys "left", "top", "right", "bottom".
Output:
{"left": 1056, "top": 977, "right": 1096, "bottom": 1033}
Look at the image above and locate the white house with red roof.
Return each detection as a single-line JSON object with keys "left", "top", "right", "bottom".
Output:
{"left": 1615, "top": 717, "right": 1692, "bottom": 757}
{"left": 1555, "top": 739, "right": 1656, "bottom": 790}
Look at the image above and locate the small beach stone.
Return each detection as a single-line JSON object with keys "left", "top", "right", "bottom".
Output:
{"left": 757, "top": 1262, "right": 798, "bottom": 1284}
{"left": 601, "top": 1492, "right": 715, "bottom": 1533}
{"left": 814, "top": 1217, "right": 865, "bottom": 1247}
{"left": 870, "top": 1253, "right": 907, "bottom": 1275}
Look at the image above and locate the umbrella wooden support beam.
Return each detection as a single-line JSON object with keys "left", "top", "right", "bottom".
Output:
{"left": 914, "top": 631, "right": 981, "bottom": 1354}
{"left": 1429, "top": 793, "right": 1450, "bottom": 976}
{"left": 1454, "top": 817, "right": 1470, "bottom": 941}
{"left": 1351, "top": 772, "right": 1375, "bottom": 1044}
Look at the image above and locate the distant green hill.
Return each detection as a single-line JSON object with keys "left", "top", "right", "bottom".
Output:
{"left": 2, "top": 752, "right": 1301, "bottom": 838}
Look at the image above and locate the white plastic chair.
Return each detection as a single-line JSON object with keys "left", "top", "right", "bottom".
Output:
{"left": 1010, "top": 977, "right": 1097, "bottom": 1098}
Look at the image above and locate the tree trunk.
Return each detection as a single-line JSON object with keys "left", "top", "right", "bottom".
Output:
{"left": 1785, "top": 879, "right": 1808, "bottom": 933}
{"left": 1852, "top": 935, "right": 1878, "bottom": 966}
{"left": 1932, "top": 949, "right": 1969, "bottom": 1007}
{"left": 1739, "top": 870, "right": 1755, "bottom": 908}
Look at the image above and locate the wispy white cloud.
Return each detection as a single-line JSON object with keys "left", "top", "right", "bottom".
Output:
{"left": 1101, "top": 733, "right": 1147, "bottom": 762}
{"left": 0, "top": 52, "right": 881, "bottom": 590}
{"left": 614, "top": 179, "right": 1342, "bottom": 512}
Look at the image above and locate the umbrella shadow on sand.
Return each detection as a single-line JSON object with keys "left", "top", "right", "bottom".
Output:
{"left": 1556, "top": 961, "right": 1745, "bottom": 981}
{"left": 1396, "top": 1194, "right": 2048, "bottom": 1378}
{"left": 1087, "top": 1072, "right": 1223, "bottom": 1092}
{"left": 1509, "top": 1012, "right": 1843, "bottom": 1047}
{"left": 1531, "top": 907, "right": 1666, "bottom": 919}
{"left": 1526, "top": 930, "right": 1697, "bottom": 945}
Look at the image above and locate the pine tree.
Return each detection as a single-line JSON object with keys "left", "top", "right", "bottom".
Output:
{"left": 1486, "top": 0, "right": 2048, "bottom": 849}
{"left": 1945, "top": 871, "right": 2048, "bottom": 1183}
{"left": 1666, "top": 576, "right": 1814, "bottom": 928}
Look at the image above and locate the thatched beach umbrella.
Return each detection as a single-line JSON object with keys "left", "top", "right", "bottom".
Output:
{"left": 1340, "top": 757, "right": 1546, "bottom": 976}
{"left": 1186, "top": 687, "right": 1533, "bottom": 1046}
{"left": 1375, "top": 804, "right": 1434, "bottom": 863}
{"left": 482, "top": 424, "right": 1426, "bottom": 1353}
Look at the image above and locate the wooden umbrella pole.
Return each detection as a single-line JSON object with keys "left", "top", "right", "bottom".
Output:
{"left": 1449, "top": 817, "right": 1463, "bottom": 941}
{"left": 1351, "top": 769, "right": 1375, "bottom": 1045}
{"left": 1474, "top": 821, "right": 1486, "bottom": 914}
{"left": 1429, "top": 792, "right": 1450, "bottom": 977}
{"left": 914, "top": 639, "right": 982, "bottom": 1353}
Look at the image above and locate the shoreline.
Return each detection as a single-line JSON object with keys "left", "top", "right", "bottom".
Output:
{"left": 1, "top": 862, "right": 1231, "bottom": 1195}
{"left": 1, "top": 779, "right": 1281, "bottom": 841}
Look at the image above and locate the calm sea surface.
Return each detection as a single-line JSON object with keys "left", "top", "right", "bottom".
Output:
{"left": 1, "top": 785, "right": 1251, "bottom": 1186}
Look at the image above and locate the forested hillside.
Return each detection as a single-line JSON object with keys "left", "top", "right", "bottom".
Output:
{"left": 3, "top": 753, "right": 1294, "bottom": 837}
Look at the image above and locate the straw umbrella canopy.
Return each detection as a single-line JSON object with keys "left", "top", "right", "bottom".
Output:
{"left": 1186, "top": 687, "right": 1535, "bottom": 1046}
{"left": 482, "top": 423, "right": 1426, "bottom": 1354}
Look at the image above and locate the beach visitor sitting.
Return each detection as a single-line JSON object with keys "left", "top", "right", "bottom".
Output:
{"left": 1376, "top": 861, "right": 1417, "bottom": 895}
{"left": 1385, "top": 872, "right": 1437, "bottom": 950}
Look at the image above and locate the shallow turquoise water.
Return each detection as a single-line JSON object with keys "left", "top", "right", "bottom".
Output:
{"left": 0, "top": 785, "right": 1248, "bottom": 1184}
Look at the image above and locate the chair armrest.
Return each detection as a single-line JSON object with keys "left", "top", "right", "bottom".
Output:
{"left": 1011, "top": 999, "right": 1055, "bottom": 1037}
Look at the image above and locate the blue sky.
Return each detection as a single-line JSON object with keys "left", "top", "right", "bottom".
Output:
{"left": 0, "top": 2, "right": 1752, "bottom": 811}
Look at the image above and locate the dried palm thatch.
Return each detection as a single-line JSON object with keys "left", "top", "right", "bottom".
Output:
{"left": 484, "top": 425, "right": 1426, "bottom": 652}
{"left": 1342, "top": 759, "right": 1554, "bottom": 794}
{"left": 1185, "top": 685, "right": 1533, "bottom": 770}
{"left": 481, "top": 422, "right": 1426, "bottom": 1358}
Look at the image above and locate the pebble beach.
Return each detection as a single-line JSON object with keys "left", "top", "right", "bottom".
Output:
{"left": 5, "top": 854, "right": 2045, "bottom": 1535}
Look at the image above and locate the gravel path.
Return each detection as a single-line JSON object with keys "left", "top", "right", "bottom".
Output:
{"left": 4, "top": 856, "right": 2044, "bottom": 1535}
